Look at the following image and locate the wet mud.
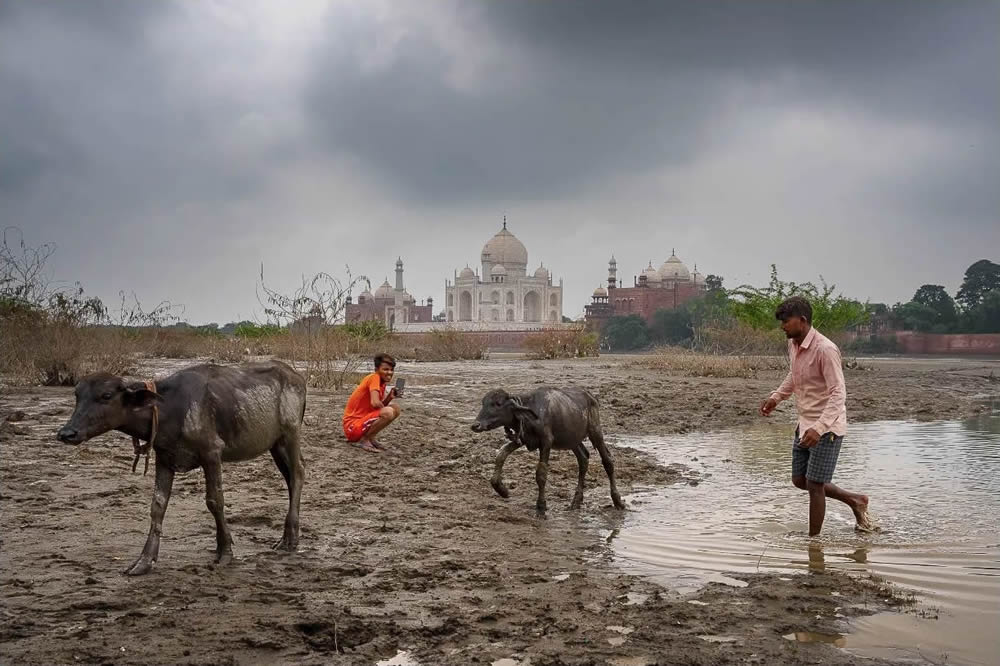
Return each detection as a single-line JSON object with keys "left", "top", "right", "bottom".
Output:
{"left": 2, "top": 355, "right": 996, "bottom": 665}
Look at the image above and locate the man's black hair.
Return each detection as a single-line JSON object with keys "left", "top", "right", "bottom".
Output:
{"left": 374, "top": 353, "right": 396, "bottom": 369}
{"left": 775, "top": 296, "right": 812, "bottom": 324}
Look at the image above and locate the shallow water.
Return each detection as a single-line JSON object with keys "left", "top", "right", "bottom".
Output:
{"left": 612, "top": 414, "right": 1000, "bottom": 666}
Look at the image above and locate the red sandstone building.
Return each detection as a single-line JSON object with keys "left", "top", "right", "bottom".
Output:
{"left": 585, "top": 251, "right": 707, "bottom": 326}
{"left": 345, "top": 258, "right": 433, "bottom": 329}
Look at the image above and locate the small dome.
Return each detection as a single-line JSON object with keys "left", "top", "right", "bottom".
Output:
{"left": 534, "top": 264, "right": 549, "bottom": 279}
{"left": 459, "top": 265, "right": 476, "bottom": 279}
{"left": 643, "top": 262, "right": 661, "bottom": 283}
{"left": 374, "top": 280, "right": 393, "bottom": 299}
{"left": 360, "top": 287, "right": 374, "bottom": 299}
{"left": 593, "top": 286, "right": 608, "bottom": 298}
{"left": 659, "top": 250, "right": 691, "bottom": 281}
{"left": 491, "top": 264, "right": 507, "bottom": 275}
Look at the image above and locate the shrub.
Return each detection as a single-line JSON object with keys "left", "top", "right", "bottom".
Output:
{"left": 524, "top": 328, "right": 599, "bottom": 359}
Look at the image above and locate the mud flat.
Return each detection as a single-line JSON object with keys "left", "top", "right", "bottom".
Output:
{"left": 2, "top": 355, "right": 997, "bottom": 665}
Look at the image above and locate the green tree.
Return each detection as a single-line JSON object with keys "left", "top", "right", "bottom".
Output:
{"left": 892, "top": 301, "right": 938, "bottom": 332}
{"left": 728, "top": 265, "right": 868, "bottom": 332}
{"left": 649, "top": 307, "right": 694, "bottom": 345}
{"left": 602, "top": 315, "right": 649, "bottom": 351}
{"left": 965, "top": 289, "right": 1000, "bottom": 333}
{"left": 704, "top": 274, "right": 724, "bottom": 292}
{"left": 911, "top": 284, "right": 957, "bottom": 331}
{"left": 956, "top": 260, "right": 1000, "bottom": 311}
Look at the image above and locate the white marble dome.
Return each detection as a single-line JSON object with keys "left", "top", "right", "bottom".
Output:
{"left": 659, "top": 251, "right": 690, "bottom": 281}
{"left": 481, "top": 225, "right": 528, "bottom": 269}
{"left": 534, "top": 264, "right": 549, "bottom": 279}
{"left": 491, "top": 264, "right": 507, "bottom": 276}
{"left": 643, "top": 262, "right": 661, "bottom": 283}
{"left": 459, "top": 266, "right": 476, "bottom": 279}
{"left": 374, "top": 280, "right": 393, "bottom": 299}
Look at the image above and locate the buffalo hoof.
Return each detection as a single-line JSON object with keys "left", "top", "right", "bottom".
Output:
{"left": 273, "top": 538, "right": 298, "bottom": 552}
{"left": 611, "top": 494, "right": 625, "bottom": 510}
{"left": 536, "top": 507, "right": 548, "bottom": 520}
{"left": 214, "top": 551, "right": 233, "bottom": 566}
{"left": 569, "top": 499, "right": 583, "bottom": 511}
{"left": 124, "top": 556, "right": 155, "bottom": 576}
{"left": 491, "top": 480, "right": 510, "bottom": 499}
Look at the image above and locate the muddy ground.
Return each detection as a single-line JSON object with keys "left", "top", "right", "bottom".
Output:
{"left": 2, "top": 355, "right": 997, "bottom": 665}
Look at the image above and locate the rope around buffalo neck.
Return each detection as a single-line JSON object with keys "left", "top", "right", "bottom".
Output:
{"left": 131, "top": 380, "right": 158, "bottom": 476}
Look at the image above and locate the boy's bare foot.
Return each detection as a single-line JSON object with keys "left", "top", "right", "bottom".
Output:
{"left": 371, "top": 440, "right": 397, "bottom": 453}
{"left": 352, "top": 440, "right": 379, "bottom": 453}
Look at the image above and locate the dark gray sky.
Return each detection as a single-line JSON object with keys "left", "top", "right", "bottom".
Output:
{"left": 2, "top": 0, "right": 997, "bottom": 323}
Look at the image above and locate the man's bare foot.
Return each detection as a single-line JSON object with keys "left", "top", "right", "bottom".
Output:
{"left": 352, "top": 440, "right": 379, "bottom": 453}
{"left": 852, "top": 495, "right": 878, "bottom": 532}
{"left": 371, "top": 439, "right": 393, "bottom": 452}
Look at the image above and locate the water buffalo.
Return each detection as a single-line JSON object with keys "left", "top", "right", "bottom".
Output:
{"left": 471, "top": 387, "right": 625, "bottom": 517}
{"left": 57, "top": 361, "right": 306, "bottom": 575}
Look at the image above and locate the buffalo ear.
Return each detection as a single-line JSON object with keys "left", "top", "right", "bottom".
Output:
{"left": 124, "top": 388, "right": 164, "bottom": 409}
{"left": 508, "top": 396, "right": 539, "bottom": 421}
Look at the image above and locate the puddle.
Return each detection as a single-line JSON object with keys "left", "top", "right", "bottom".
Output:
{"left": 699, "top": 635, "right": 739, "bottom": 643}
{"left": 784, "top": 631, "right": 847, "bottom": 647}
{"left": 376, "top": 651, "right": 419, "bottom": 666}
{"left": 622, "top": 592, "right": 648, "bottom": 606}
{"left": 612, "top": 415, "right": 1000, "bottom": 666}
{"left": 605, "top": 625, "right": 634, "bottom": 646}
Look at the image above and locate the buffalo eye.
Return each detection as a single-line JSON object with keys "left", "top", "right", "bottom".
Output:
{"left": 100, "top": 392, "right": 113, "bottom": 401}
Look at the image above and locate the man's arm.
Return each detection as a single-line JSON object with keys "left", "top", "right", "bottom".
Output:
{"left": 809, "top": 346, "right": 846, "bottom": 435}
{"left": 770, "top": 370, "right": 795, "bottom": 403}
{"left": 369, "top": 389, "right": 384, "bottom": 410}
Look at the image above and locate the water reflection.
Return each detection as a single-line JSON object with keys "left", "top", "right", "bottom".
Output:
{"left": 611, "top": 415, "right": 1000, "bottom": 666}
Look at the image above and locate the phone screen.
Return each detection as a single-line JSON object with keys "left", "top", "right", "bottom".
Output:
{"left": 395, "top": 377, "right": 405, "bottom": 396}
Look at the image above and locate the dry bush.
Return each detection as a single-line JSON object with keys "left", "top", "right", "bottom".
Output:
{"left": 268, "top": 327, "right": 372, "bottom": 389}
{"left": 641, "top": 346, "right": 788, "bottom": 379}
{"left": 693, "top": 321, "right": 787, "bottom": 355}
{"left": 0, "top": 317, "right": 137, "bottom": 386}
{"left": 524, "top": 328, "right": 599, "bottom": 359}
{"left": 410, "top": 328, "right": 489, "bottom": 362}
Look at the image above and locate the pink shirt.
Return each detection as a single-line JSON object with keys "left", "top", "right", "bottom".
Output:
{"left": 770, "top": 327, "right": 847, "bottom": 437}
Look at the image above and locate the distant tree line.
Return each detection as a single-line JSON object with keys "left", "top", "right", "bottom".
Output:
{"left": 600, "top": 259, "right": 1000, "bottom": 352}
{"left": 881, "top": 259, "right": 1000, "bottom": 334}
{"left": 601, "top": 265, "right": 869, "bottom": 351}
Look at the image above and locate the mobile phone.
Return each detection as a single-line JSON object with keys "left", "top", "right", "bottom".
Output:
{"left": 394, "top": 377, "right": 405, "bottom": 397}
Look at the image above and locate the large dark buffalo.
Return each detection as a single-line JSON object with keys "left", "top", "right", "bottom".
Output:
{"left": 471, "top": 387, "right": 625, "bottom": 517}
{"left": 57, "top": 361, "right": 306, "bottom": 575}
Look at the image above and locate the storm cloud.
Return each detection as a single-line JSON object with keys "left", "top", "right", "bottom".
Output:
{"left": 1, "top": 0, "right": 997, "bottom": 322}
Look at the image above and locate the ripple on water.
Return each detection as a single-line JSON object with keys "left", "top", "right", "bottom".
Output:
{"left": 610, "top": 416, "right": 1000, "bottom": 666}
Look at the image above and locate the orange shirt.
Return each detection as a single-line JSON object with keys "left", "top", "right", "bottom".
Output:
{"left": 343, "top": 373, "right": 387, "bottom": 425}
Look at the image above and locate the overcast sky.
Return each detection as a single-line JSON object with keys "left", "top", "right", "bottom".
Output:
{"left": 2, "top": 0, "right": 997, "bottom": 324}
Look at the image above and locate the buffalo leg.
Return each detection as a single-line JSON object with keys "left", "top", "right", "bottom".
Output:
{"left": 491, "top": 440, "right": 521, "bottom": 498}
{"left": 535, "top": 445, "right": 552, "bottom": 518}
{"left": 271, "top": 430, "right": 304, "bottom": 551}
{"left": 570, "top": 443, "right": 589, "bottom": 510}
{"left": 203, "top": 459, "right": 233, "bottom": 564}
{"left": 589, "top": 427, "right": 625, "bottom": 509}
{"left": 125, "top": 459, "right": 175, "bottom": 576}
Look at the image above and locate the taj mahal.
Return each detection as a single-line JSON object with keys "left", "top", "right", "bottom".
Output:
{"left": 444, "top": 220, "right": 563, "bottom": 326}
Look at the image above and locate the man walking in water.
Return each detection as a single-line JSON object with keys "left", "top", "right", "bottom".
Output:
{"left": 760, "top": 296, "right": 874, "bottom": 535}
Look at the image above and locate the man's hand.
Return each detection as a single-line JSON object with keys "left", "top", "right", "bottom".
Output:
{"left": 800, "top": 428, "right": 821, "bottom": 448}
{"left": 760, "top": 397, "right": 778, "bottom": 416}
